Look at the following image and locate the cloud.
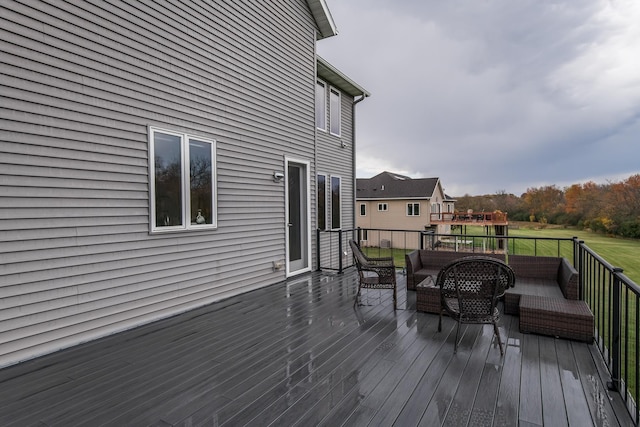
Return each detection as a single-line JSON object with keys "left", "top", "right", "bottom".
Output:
{"left": 318, "top": 0, "right": 640, "bottom": 195}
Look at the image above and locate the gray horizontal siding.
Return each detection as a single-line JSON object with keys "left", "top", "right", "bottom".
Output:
{"left": 315, "top": 88, "right": 357, "bottom": 269}
{"left": 0, "top": 0, "right": 323, "bottom": 367}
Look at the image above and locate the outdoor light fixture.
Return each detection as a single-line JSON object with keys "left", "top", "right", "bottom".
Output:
{"left": 273, "top": 171, "right": 285, "bottom": 182}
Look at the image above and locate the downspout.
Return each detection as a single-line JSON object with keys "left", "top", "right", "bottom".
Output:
{"left": 352, "top": 93, "right": 368, "bottom": 232}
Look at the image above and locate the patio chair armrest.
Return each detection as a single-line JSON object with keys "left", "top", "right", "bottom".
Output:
{"left": 366, "top": 256, "right": 394, "bottom": 266}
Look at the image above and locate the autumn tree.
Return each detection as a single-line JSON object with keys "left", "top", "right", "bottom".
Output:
{"left": 522, "top": 185, "right": 564, "bottom": 223}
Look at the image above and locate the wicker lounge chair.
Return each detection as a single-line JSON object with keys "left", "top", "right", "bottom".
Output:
{"left": 437, "top": 256, "right": 515, "bottom": 355}
{"left": 349, "top": 240, "right": 397, "bottom": 310}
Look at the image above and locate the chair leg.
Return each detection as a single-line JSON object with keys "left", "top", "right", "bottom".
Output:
{"left": 393, "top": 287, "right": 397, "bottom": 310}
{"left": 353, "top": 285, "right": 361, "bottom": 308}
{"left": 438, "top": 310, "right": 442, "bottom": 332}
{"left": 454, "top": 321, "right": 461, "bottom": 354}
{"left": 493, "top": 322, "right": 504, "bottom": 355}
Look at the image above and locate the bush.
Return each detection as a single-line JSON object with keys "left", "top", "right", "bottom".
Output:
{"left": 618, "top": 220, "right": 640, "bottom": 239}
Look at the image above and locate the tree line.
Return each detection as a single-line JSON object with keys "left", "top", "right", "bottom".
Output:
{"left": 454, "top": 174, "right": 640, "bottom": 239}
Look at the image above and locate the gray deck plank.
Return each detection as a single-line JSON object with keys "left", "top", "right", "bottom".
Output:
{"left": 0, "top": 269, "right": 633, "bottom": 427}
{"left": 556, "top": 338, "right": 596, "bottom": 426}
{"left": 540, "top": 337, "right": 568, "bottom": 426}
{"left": 519, "top": 333, "right": 544, "bottom": 426}
{"left": 493, "top": 316, "right": 522, "bottom": 427}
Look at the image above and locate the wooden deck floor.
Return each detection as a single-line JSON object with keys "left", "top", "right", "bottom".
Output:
{"left": 0, "top": 270, "right": 634, "bottom": 426}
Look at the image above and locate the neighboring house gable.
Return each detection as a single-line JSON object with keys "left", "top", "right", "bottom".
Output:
{"left": 356, "top": 172, "right": 453, "bottom": 246}
{"left": 0, "top": 1, "right": 365, "bottom": 368}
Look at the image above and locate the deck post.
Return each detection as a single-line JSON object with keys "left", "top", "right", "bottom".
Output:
{"left": 608, "top": 268, "right": 624, "bottom": 392}
{"left": 316, "top": 228, "right": 321, "bottom": 271}
{"left": 338, "top": 229, "right": 344, "bottom": 274}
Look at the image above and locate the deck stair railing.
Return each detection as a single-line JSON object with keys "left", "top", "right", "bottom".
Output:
{"left": 317, "top": 228, "right": 640, "bottom": 423}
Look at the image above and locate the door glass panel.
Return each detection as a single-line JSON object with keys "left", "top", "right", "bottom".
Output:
{"left": 153, "top": 133, "right": 183, "bottom": 227}
{"left": 288, "top": 165, "right": 302, "bottom": 262}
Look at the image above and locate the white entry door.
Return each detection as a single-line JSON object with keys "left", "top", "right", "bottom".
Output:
{"left": 286, "top": 159, "right": 311, "bottom": 276}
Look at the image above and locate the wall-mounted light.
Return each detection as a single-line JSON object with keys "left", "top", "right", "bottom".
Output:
{"left": 273, "top": 171, "right": 285, "bottom": 182}
{"left": 340, "top": 140, "right": 347, "bottom": 148}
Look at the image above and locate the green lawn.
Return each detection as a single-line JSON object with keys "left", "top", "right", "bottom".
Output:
{"left": 503, "top": 223, "right": 640, "bottom": 284}
{"left": 363, "top": 225, "right": 639, "bottom": 284}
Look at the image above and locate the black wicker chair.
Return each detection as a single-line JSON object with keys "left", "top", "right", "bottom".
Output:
{"left": 436, "top": 256, "right": 515, "bottom": 355}
{"left": 349, "top": 240, "right": 397, "bottom": 310}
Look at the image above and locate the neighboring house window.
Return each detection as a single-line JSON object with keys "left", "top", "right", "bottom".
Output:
{"left": 317, "top": 174, "right": 327, "bottom": 230}
{"left": 360, "top": 203, "right": 366, "bottom": 216}
{"left": 431, "top": 203, "right": 442, "bottom": 220}
{"left": 316, "top": 81, "right": 326, "bottom": 131}
{"left": 331, "top": 176, "right": 341, "bottom": 229}
{"left": 407, "top": 203, "right": 420, "bottom": 216}
{"left": 329, "top": 87, "right": 341, "bottom": 136}
{"left": 361, "top": 229, "right": 368, "bottom": 240}
{"left": 378, "top": 203, "right": 388, "bottom": 211}
{"left": 149, "top": 127, "right": 216, "bottom": 232}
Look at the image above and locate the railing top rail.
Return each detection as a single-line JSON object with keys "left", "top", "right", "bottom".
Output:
{"left": 577, "top": 238, "right": 640, "bottom": 295}
{"left": 428, "top": 232, "right": 575, "bottom": 242}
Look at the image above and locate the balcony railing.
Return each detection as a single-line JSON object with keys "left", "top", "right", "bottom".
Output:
{"left": 430, "top": 210, "right": 508, "bottom": 225}
{"left": 317, "top": 227, "right": 640, "bottom": 423}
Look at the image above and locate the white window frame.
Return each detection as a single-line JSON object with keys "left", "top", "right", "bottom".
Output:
{"left": 359, "top": 203, "right": 366, "bottom": 216}
{"left": 317, "top": 173, "right": 328, "bottom": 231}
{"left": 149, "top": 127, "right": 217, "bottom": 233}
{"left": 378, "top": 203, "right": 388, "bottom": 211}
{"left": 316, "top": 80, "right": 327, "bottom": 131}
{"left": 330, "top": 175, "right": 342, "bottom": 230}
{"left": 407, "top": 203, "right": 420, "bottom": 216}
{"left": 329, "top": 86, "right": 341, "bottom": 136}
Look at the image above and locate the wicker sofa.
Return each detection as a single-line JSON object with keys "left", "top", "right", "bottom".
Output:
{"left": 405, "top": 250, "right": 502, "bottom": 290}
{"left": 501, "top": 255, "right": 579, "bottom": 314}
{"left": 407, "top": 250, "right": 593, "bottom": 342}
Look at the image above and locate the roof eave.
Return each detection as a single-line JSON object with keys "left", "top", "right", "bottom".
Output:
{"left": 317, "top": 55, "right": 370, "bottom": 98}
{"left": 308, "top": 0, "right": 338, "bottom": 39}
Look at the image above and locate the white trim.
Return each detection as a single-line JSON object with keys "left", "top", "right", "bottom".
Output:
{"left": 317, "top": 173, "right": 328, "bottom": 231}
{"left": 330, "top": 175, "right": 342, "bottom": 230}
{"left": 285, "top": 157, "right": 312, "bottom": 277}
{"left": 316, "top": 80, "right": 327, "bottom": 131}
{"left": 329, "top": 86, "right": 341, "bottom": 137}
{"left": 148, "top": 126, "right": 217, "bottom": 233}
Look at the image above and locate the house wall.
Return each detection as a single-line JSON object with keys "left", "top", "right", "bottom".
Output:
{"left": 0, "top": 0, "right": 331, "bottom": 367}
{"left": 315, "top": 84, "right": 356, "bottom": 270}
{"left": 356, "top": 199, "right": 430, "bottom": 249}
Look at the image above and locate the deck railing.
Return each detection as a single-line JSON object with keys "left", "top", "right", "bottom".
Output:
{"left": 317, "top": 228, "right": 640, "bottom": 423}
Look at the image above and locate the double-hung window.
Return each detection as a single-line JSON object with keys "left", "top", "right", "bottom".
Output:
{"left": 331, "top": 176, "right": 341, "bottom": 229}
{"left": 329, "top": 87, "right": 341, "bottom": 136}
{"left": 316, "top": 81, "right": 327, "bottom": 131}
{"left": 378, "top": 203, "right": 388, "bottom": 212}
{"left": 359, "top": 203, "right": 366, "bottom": 216}
{"left": 316, "top": 81, "right": 342, "bottom": 137}
{"left": 317, "top": 174, "right": 327, "bottom": 230}
{"left": 149, "top": 127, "right": 217, "bottom": 232}
{"left": 407, "top": 203, "right": 420, "bottom": 216}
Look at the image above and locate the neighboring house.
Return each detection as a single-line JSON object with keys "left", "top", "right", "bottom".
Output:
{"left": 356, "top": 171, "right": 455, "bottom": 248}
{"left": 0, "top": 1, "right": 368, "bottom": 368}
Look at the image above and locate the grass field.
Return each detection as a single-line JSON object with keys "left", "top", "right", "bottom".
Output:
{"left": 502, "top": 222, "right": 640, "bottom": 284}
{"left": 364, "top": 223, "right": 639, "bottom": 284}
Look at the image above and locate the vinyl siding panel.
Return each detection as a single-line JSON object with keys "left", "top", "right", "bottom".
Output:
{"left": 0, "top": 0, "right": 323, "bottom": 367}
{"left": 316, "top": 89, "right": 356, "bottom": 269}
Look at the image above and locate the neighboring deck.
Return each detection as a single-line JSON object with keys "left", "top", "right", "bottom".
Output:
{"left": 0, "top": 270, "right": 633, "bottom": 426}
{"left": 430, "top": 211, "right": 509, "bottom": 227}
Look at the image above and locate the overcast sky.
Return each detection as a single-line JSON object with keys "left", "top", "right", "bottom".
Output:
{"left": 316, "top": 0, "right": 640, "bottom": 197}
